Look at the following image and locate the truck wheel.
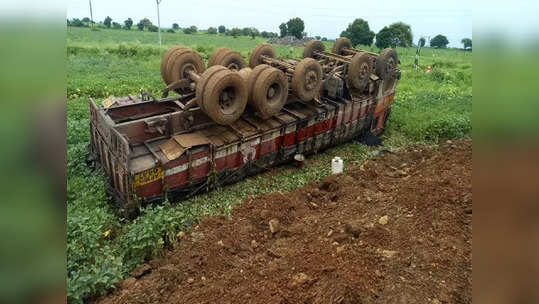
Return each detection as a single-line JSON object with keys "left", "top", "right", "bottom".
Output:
{"left": 237, "top": 67, "right": 252, "bottom": 82}
{"left": 375, "top": 48, "right": 398, "bottom": 80}
{"left": 291, "top": 58, "right": 322, "bottom": 101}
{"left": 161, "top": 46, "right": 187, "bottom": 84}
{"left": 332, "top": 37, "right": 353, "bottom": 55}
{"left": 347, "top": 52, "right": 373, "bottom": 92}
{"left": 167, "top": 49, "right": 206, "bottom": 85}
{"left": 251, "top": 67, "right": 288, "bottom": 119}
{"left": 213, "top": 50, "right": 246, "bottom": 70}
{"left": 247, "top": 64, "right": 271, "bottom": 102}
{"left": 208, "top": 47, "right": 230, "bottom": 67}
{"left": 303, "top": 40, "right": 325, "bottom": 58}
{"left": 201, "top": 69, "right": 248, "bottom": 125}
{"left": 196, "top": 65, "right": 227, "bottom": 114}
{"left": 249, "top": 43, "right": 276, "bottom": 68}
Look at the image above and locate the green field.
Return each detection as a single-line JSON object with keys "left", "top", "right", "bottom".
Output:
{"left": 67, "top": 27, "right": 472, "bottom": 303}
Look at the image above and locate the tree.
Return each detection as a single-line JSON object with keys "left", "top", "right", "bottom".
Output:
{"left": 112, "top": 22, "right": 121, "bottom": 29}
{"left": 218, "top": 25, "right": 226, "bottom": 34}
{"left": 249, "top": 28, "right": 259, "bottom": 39}
{"left": 461, "top": 38, "right": 472, "bottom": 50}
{"left": 183, "top": 25, "right": 197, "bottom": 34}
{"left": 418, "top": 37, "right": 426, "bottom": 47}
{"left": 136, "top": 22, "right": 144, "bottom": 31}
{"left": 82, "top": 17, "right": 91, "bottom": 23}
{"left": 229, "top": 27, "right": 241, "bottom": 38}
{"left": 139, "top": 18, "right": 152, "bottom": 29}
{"left": 148, "top": 24, "right": 159, "bottom": 32}
{"left": 375, "top": 22, "right": 413, "bottom": 48}
{"left": 104, "top": 16, "right": 112, "bottom": 28}
{"left": 124, "top": 18, "right": 133, "bottom": 30}
{"left": 321, "top": 37, "right": 327, "bottom": 41}
{"left": 70, "top": 18, "right": 84, "bottom": 27}
{"left": 388, "top": 22, "right": 413, "bottom": 47}
{"left": 431, "top": 34, "right": 449, "bottom": 48}
{"left": 207, "top": 27, "right": 217, "bottom": 34}
{"left": 261, "top": 31, "right": 270, "bottom": 38}
{"left": 315, "top": 35, "right": 321, "bottom": 40}
{"left": 172, "top": 23, "right": 179, "bottom": 30}
{"left": 241, "top": 27, "right": 250, "bottom": 36}
{"left": 340, "top": 18, "right": 375, "bottom": 46}
{"left": 375, "top": 27, "right": 393, "bottom": 48}
{"left": 286, "top": 17, "right": 305, "bottom": 39}
{"left": 279, "top": 23, "right": 287, "bottom": 37}
{"left": 167, "top": 28, "right": 174, "bottom": 33}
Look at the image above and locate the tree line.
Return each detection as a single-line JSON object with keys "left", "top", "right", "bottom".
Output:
{"left": 67, "top": 16, "right": 471, "bottom": 50}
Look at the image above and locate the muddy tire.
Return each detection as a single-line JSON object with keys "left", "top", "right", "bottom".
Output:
{"left": 237, "top": 67, "right": 252, "bottom": 82}
{"left": 212, "top": 50, "right": 246, "bottom": 70}
{"left": 196, "top": 65, "right": 228, "bottom": 114}
{"left": 161, "top": 46, "right": 188, "bottom": 84}
{"left": 167, "top": 49, "right": 205, "bottom": 86}
{"left": 199, "top": 69, "right": 248, "bottom": 125}
{"left": 375, "top": 48, "right": 398, "bottom": 80}
{"left": 332, "top": 37, "right": 353, "bottom": 55}
{"left": 347, "top": 52, "right": 373, "bottom": 92}
{"left": 250, "top": 67, "right": 288, "bottom": 118}
{"left": 208, "top": 47, "right": 230, "bottom": 67}
{"left": 249, "top": 43, "right": 276, "bottom": 68}
{"left": 291, "top": 58, "right": 323, "bottom": 101}
{"left": 303, "top": 40, "right": 325, "bottom": 58}
{"left": 247, "top": 64, "right": 272, "bottom": 102}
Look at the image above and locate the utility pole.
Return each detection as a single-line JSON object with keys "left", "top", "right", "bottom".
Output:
{"left": 156, "top": 0, "right": 162, "bottom": 46}
{"left": 89, "top": 0, "right": 94, "bottom": 28}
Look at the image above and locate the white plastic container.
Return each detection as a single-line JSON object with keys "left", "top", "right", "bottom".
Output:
{"left": 331, "top": 157, "right": 343, "bottom": 174}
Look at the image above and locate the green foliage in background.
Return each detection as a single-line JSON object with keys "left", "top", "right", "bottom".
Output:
{"left": 67, "top": 27, "right": 471, "bottom": 303}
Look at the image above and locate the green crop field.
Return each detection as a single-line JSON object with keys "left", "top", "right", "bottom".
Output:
{"left": 67, "top": 27, "right": 472, "bottom": 303}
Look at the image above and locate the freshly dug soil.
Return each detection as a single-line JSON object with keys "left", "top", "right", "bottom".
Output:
{"left": 97, "top": 139, "right": 472, "bottom": 304}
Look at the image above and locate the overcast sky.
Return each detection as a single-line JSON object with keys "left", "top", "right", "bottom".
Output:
{"left": 67, "top": 0, "right": 472, "bottom": 47}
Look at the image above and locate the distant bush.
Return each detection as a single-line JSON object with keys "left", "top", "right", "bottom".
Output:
{"left": 207, "top": 27, "right": 217, "bottom": 34}
{"left": 148, "top": 25, "right": 159, "bottom": 32}
{"left": 166, "top": 28, "right": 174, "bottom": 33}
{"left": 218, "top": 25, "right": 226, "bottom": 33}
{"left": 70, "top": 18, "right": 85, "bottom": 27}
{"left": 183, "top": 25, "right": 197, "bottom": 34}
{"left": 112, "top": 22, "right": 121, "bottom": 29}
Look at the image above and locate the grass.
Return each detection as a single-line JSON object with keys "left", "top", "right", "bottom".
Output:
{"left": 67, "top": 27, "right": 472, "bottom": 303}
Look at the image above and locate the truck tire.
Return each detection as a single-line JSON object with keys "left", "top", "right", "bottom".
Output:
{"left": 161, "top": 46, "right": 187, "bottom": 84}
{"left": 247, "top": 64, "right": 271, "bottom": 102}
{"left": 212, "top": 49, "right": 246, "bottom": 70}
{"left": 291, "top": 58, "right": 322, "bottom": 101}
{"left": 303, "top": 40, "right": 325, "bottom": 58}
{"left": 251, "top": 67, "right": 288, "bottom": 119}
{"left": 375, "top": 48, "right": 398, "bottom": 80}
{"left": 201, "top": 69, "right": 247, "bottom": 125}
{"left": 196, "top": 65, "right": 227, "bottom": 114}
{"left": 249, "top": 43, "right": 276, "bottom": 68}
{"left": 167, "top": 49, "right": 206, "bottom": 85}
{"left": 332, "top": 37, "right": 353, "bottom": 55}
{"left": 347, "top": 52, "right": 373, "bottom": 92}
{"left": 208, "top": 47, "right": 230, "bottom": 67}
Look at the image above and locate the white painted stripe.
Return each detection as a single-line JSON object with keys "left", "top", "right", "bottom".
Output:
{"left": 285, "top": 125, "right": 296, "bottom": 133}
{"left": 192, "top": 156, "right": 209, "bottom": 167}
{"left": 165, "top": 163, "right": 188, "bottom": 176}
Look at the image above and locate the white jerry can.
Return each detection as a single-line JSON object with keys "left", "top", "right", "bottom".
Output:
{"left": 331, "top": 157, "right": 343, "bottom": 174}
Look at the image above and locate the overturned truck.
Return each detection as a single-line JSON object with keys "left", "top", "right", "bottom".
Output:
{"left": 89, "top": 38, "right": 401, "bottom": 216}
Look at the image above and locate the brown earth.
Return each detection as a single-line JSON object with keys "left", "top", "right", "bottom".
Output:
{"left": 97, "top": 139, "right": 472, "bottom": 304}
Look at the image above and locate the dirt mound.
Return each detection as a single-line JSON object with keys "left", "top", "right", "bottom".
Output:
{"left": 268, "top": 36, "right": 313, "bottom": 46}
{"left": 96, "top": 139, "right": 472, "bottom": 304}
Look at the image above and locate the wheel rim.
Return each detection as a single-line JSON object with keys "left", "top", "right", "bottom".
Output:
{"left": 266, "top": 82, "right": 283, "bottom": 105}
{"left": 219, "top": 86, "right": 237, "bottom": 115}
{"left": 305, "top": 70, "right": 319, "bottom": 90}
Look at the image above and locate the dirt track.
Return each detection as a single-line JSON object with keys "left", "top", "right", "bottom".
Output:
{"left": 97, "top": 139, "right": 472, "bottom": 304}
